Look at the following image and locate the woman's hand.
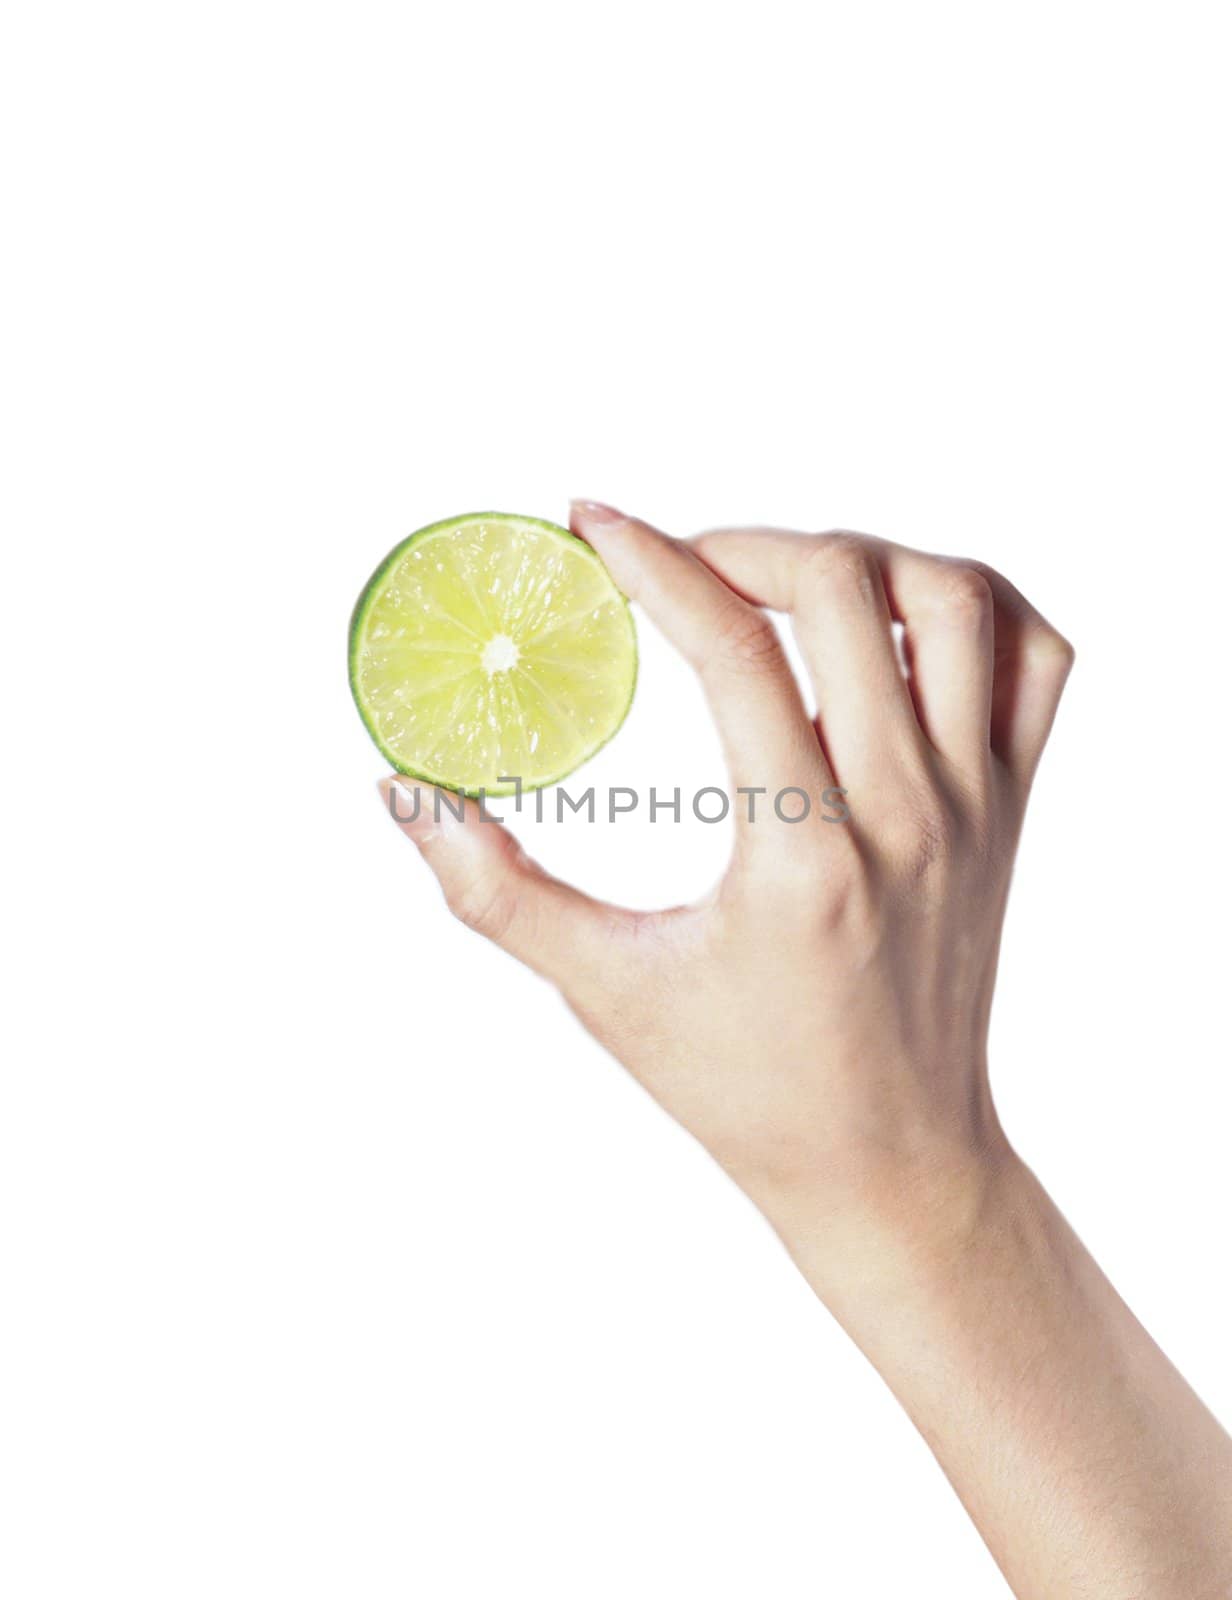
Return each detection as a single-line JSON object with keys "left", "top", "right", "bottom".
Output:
{"left": 379, "top": 501, "right": 1232, "bottom": 1600}
{"left": 379, "top": 500, "right": 1073, "bottom": 1254}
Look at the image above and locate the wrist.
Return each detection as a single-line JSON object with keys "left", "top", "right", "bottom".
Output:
{"left": 765, "top": 1130, "right": 1030, "bottom": 1323}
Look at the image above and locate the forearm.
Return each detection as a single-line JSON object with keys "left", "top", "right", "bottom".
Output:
{"left": 779, "top": 1150, "right": 1232, "bottom": 1599}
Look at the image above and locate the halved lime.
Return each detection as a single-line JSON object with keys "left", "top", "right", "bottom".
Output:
{"left": 349, "top": 512, "right": 637, "bottom": 795}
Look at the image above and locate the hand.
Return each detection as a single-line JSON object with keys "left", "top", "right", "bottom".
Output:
{"left": 379, "top": 500, "right": 1073, "bottom": 1255}
{"left": 379, "top": 501, "right": 1232, "bottom": 1599}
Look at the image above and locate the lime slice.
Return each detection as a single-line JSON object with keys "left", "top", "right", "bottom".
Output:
{"left": 349, "top": 512, "right": 637, "bottom": 795}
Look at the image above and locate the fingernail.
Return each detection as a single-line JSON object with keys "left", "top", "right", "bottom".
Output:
{"left": 377, "top": 776, "right": 459, "bottom": 843}
{"left": 570, "top": 499, "right": 626, "bottom": 525}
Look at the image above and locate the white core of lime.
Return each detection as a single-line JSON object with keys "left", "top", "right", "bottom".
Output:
{"left": 349, "top": 513, "right": 638, "bottom": 796}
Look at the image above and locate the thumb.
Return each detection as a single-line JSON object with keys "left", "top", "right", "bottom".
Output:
{"left": 377, "top": 777, "right": 628, "bottom": 990}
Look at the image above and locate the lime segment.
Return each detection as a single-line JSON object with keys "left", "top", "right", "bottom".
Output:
{"left": 349, "top": 513, "right": 637, "bottom": 795}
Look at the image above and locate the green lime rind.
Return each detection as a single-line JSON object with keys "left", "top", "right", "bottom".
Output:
{"left": 348, "top": 511, "right": 638, "bottom": 797}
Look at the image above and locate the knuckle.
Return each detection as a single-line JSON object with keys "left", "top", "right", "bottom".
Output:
{"left": 936, "top": 564, "right": 993, "bottom": 621}
{"left": 447, "top": 871, "right": 517, "bottom": 942}
{"left": 708, "top": 601, "right": 782, "bottom": 673}
{"left": 963, "top": 556, "right": 1073, "bottom": 672}
{"left": 742, "top": 836, "right": 875, "bottom": 938}
{"left": 965, "top": 556, "right": 1008, "bottom": 590}
{"left": 1034, "top": 626, "right": 1076, "bottom": 674}
{"left": 815, "top": 861, "right": 876, "bottom": 938}
{"left": 803, "top": 533, "right": 880, "bottom": 599}
{"left": 884, "top": 791, "right": 961, "bottom": 877}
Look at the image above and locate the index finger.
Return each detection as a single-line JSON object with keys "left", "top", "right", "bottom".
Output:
{"left": 569, "top": 502, "right": 831, "bottom": 852}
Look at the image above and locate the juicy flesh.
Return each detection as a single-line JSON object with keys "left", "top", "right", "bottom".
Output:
{"left": 354, "top": 518, "right": 635, "bottom": 792}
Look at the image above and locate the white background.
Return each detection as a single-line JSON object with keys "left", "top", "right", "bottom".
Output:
{"left": 3, "top": 3, "right": 1230, "bottom": 1595}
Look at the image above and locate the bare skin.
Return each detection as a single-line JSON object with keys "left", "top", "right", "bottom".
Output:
{"left": 378, "top": 500, "right": 1232, "bottom": 1598}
